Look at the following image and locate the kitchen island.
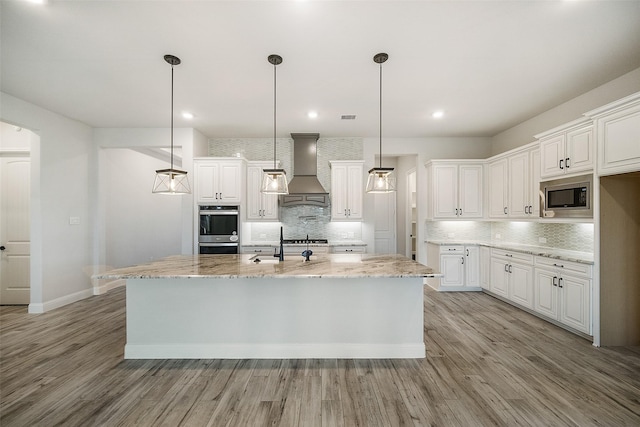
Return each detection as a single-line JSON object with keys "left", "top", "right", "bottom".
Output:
{"left": 96, "top": 254, "right": 439, "bottom": 359}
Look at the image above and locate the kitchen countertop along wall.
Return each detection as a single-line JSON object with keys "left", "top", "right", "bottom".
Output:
{"left": 426, "top": 239, "right": 593, "bottom": 264}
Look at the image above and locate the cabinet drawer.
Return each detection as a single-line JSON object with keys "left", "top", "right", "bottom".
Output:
{"left": 241, "top": 246, "right": 275, "bottom": 254}
{"left": 332, "top": 246, "right": 366, "bottom": 254}
{"left": 535, "top": 256, "right": 592, "bottom": 278}
{"left": 440, "top": 245, "right": 464, "bottom": 254}
{"left": 491, "top": 248, "right": 534, "bottom": 264}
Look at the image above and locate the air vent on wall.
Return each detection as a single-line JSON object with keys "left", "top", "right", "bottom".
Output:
{"left": 341, "top": 114, "right": 356, "bottom": 120}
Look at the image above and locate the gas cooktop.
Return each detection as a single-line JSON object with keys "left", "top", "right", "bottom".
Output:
{"left": 282, "top": 239, "right": 328, "bottom": 245}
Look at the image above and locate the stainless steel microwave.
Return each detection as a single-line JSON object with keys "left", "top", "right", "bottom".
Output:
{"left": 540, "top": 174, "right": 593, "bottom": 218}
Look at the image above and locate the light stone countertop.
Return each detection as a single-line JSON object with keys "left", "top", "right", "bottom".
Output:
{"left": 425, "top": 239, "right": 594, "bottom": 264}
{"left": 95, "top": 253, "right": 439, "bottom": 280}
{"left": 242, "top": 241, "right": 367, "bottom": 247}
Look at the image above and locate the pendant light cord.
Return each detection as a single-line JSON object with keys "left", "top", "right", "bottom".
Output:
{"left": 273, "top": 61, "right": 277, "bottom": 170}
{"left": 170, "top": 63, "right": 174, "bottom": 171}
{"left": 379, "top": 60, "right": 383, "bottom": 170}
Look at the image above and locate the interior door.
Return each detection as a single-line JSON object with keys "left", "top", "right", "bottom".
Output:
{"left": 374, "top": 191, "right": 396, "bottom": 254}
{"left": 0, "top": 157, "right": 31, "bottom": 304}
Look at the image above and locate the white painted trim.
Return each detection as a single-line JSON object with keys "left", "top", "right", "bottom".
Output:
{"left": 93, "top": 278, "right": 125, "bottom": 295}
{"left": 125, "top": 343, "right": 426, "bottom": 360}
{"left": 28, "top": 288, "right": 93, "bottom": 313}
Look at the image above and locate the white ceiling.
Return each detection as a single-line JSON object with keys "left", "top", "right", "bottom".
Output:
{"left": 2, "top": 0, "right": 640, "bottom": 139}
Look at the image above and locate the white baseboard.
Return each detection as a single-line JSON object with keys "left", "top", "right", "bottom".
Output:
{"left": 124, "top": 343, "right": 426, "bottom": 359}
{"left": 93, "top": 279, "right": 125, "bottom": 295}
{"left": 28, "top": 288, "right": 94, "bottom": 313}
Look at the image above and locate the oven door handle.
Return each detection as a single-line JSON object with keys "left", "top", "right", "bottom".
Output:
{"left": 199, "top": 211, "right": 239, "bottom": 216}
{"left": 199, "top": 243, "right": 239, "bottom": 247}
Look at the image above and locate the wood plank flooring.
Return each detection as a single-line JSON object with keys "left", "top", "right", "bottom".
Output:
{"left": 1, "top": 286, "right": 639, "bottom": 426}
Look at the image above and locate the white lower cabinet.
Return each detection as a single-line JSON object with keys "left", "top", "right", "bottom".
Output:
{"left": 489, "top": 249, "right": 534, "bottom": 309}
{"left": 534, "top": 257, "right": 592, "bottom": 335}
{"left": 429, "top": 245, "right": 480, "bottom": 291}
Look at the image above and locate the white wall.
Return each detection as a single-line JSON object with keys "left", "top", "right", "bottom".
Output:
{"left": 93, "top": 128, "right": 197, "bottom": 273}
{"left": 103, "top": 149, "right": 183, "bottom": 268}
{"left": 1, "top": 92, "right": 94, "bottom": 311}
{"left": 491, "top": 67, "right": 640, "bottom": 155}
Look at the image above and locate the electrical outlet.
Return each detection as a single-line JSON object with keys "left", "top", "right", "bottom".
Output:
{"left": 539, "top": 237, "right": 547, "bottom": 244}
{"left": 69, "top": 216, "right": 80, "bottom": 225}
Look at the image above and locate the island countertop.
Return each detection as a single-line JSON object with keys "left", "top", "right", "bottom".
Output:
{"left": 95, "top": 253, "right": 439, "bottom": 280}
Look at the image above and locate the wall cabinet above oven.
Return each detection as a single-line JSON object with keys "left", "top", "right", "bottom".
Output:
{"left": 194, "top": 158, "right": 245, "bottom": 204}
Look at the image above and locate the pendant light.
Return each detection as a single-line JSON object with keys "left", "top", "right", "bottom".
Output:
{"left": 261, "top": 54, "right": 289, "bottom": 194}
{"left": 152, "top": 54, "right": 191, "bottom": 195}
{"left": 366, "top": 52, "right": 396, "bottom": 193}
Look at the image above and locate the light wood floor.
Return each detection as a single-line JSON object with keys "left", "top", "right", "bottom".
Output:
{"left": 1, "top": 286, "right": 639, "bottom": 427}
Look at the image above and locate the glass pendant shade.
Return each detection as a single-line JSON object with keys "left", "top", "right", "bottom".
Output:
{"left": 152, "top": 168, "right": 191, "bottom": 194}
{"left": 366, "top": 167, "right": 396, "bottom": 193}
{"left": 261, "top": 168, "right": 289, "bottom": 194}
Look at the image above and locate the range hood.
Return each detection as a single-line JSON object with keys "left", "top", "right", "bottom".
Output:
{"left": 280, "top": 133, "right": 330, "bottom": 207}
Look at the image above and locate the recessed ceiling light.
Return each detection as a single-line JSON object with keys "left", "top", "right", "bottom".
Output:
{"left": 432, "top": 111, "right": 444, "bottom": 119}
{"left": 25, "top": 0, "right": 48, "bottom": 4}
{"left": 182, "top": 112, "right": 194, "bottom": 120}
{"left": 341, "top": 114, "right": 356, "bottom": 120}
{"left": 307, "top": 111, "right": 318, "bottom": 119}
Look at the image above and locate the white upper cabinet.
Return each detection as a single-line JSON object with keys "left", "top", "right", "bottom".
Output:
{"left": 246, "top": 161, "right": 279, "bottom": 221}
{"left": 425, "top": 161, "right": 483, "bottom": 219}
{"left": 585, "top": 92, "right": 640, "bottom": 176}
{"left": 194, "top": 158, "right": 244, "bottom": 204}
{"left": 537, "top": 118, "right": 594, "bottom": 179}
{"left": 488, "top": 145, "right": 539, "bottom": 219}
{"left": 488, "top": 158, "right": 508, "bottom": 218}
{"left": 330, "top": 161, "right": 363, "bottom": 220}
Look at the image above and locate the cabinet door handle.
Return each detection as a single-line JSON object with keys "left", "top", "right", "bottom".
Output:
{"left": 459, "top": 208, "right": 462, "bottom": 216}
{"left": 461, "top": 257, "right": 464, "bottom": 265}
{"left": 553, "top": 276, "right": 558, "bottom": 286}
{"left": 505, "top": 264, "right": 509, "bottom": 272}
{"left": 455, "top": 208, "right": 458, "bottom": 215}
{"left": 558, "top": 277, "right": 564, "bottom": 288}
{"left": 559, "top": 159, "right": 564, "bottom": 170}
{"left": 348, "top": 209, "right": 351, "bottom": 216}
{"left": 529, "top": 205, "right": 533, "bottom": 215}
{"left": 553, "top": 263, "right": 564, "bottom": 268}
{"left": 466, "top": 249, "right": 469, "bottom": 256}
{"left": 344, "top": 209, "right": 347, "bottom": 216}
{"left": 524, "top": 205, "right": 529, "bottom": 214}
{"left": 508, "top": 265, "right": 512, "bottom": 273}
{"left": 504, "top": 207, "right": 508, "bottom": 215}
{"left": 566, "top": 157, "right": 570, "bottom": 168}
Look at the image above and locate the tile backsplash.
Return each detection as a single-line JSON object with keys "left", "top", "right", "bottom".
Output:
{"left": 426, "top": 221, "right": 594, "bottom": 253}
{"left": 210, "top": 137, "right": 364, "bottom": 242}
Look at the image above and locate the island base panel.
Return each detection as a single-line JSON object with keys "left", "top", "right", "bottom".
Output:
{"left": 125, "top": 277, "right": 425, "bottom": 359}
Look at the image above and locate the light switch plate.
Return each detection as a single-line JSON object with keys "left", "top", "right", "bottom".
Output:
{"left": 69, "top": 216, "right": 80, "bottom": 225}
